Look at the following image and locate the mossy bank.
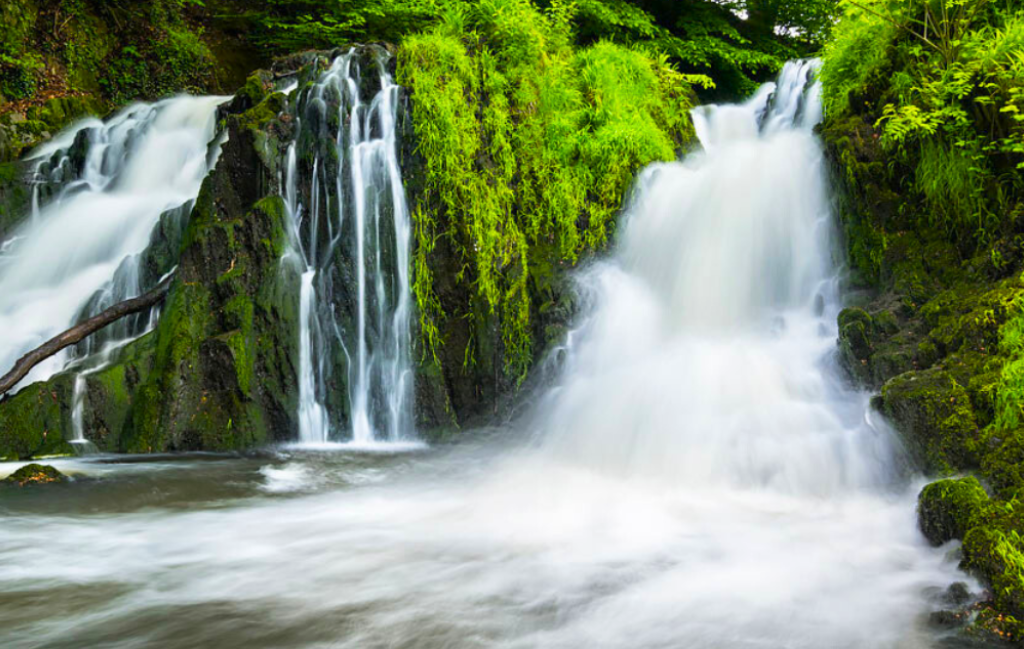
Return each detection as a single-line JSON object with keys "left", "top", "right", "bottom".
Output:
{"left": 822, "top": 0, "right": 1024, "bottom": 638}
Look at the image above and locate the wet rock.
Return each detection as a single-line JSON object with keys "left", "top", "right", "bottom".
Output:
{"left": 837, "top": 306, "right": 920, "bottom": 387}
{"left": 962, "top": 528, "right": 1024, "bottom": 624}
{"left": 3, "top": 463, "right": 67, "bottom": 486}
{"left": 928, "top": 608, "right": 969, "bottom": 629}
{"left": 880, "top": 368, "right": 979, "bottom": 473}
{"left": 0, "top": 374, "right": 76, "bottom": 460}
{"left": 918, "top": 477, "right": 989, "bottom": 546}
{"left": 944, "top": 582, "right": 972, "bottom": 607}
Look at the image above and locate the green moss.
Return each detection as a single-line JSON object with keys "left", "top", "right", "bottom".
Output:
{"left": 837, "top": 307, "right": 874, "bottom": 382}
{"left": 0, "top": 376, "right": 76, "bottom": 460}
{"left": 399, "top": 3, "right": 695, "bottom": 385}
{"left": 2, "top": 463, "right": 67, "bottom": 486}
{"left": 238, "top": 91, "right": 287, "bottom": 133}
{"left": 919, "top": 477, "right": 990, "bottom": 546}
{"left": 881, "top": 368, "right": 979, "bottom": 473}
{"left": 25, "top": 96, "right": 106, "bottom": 133}
{"left": 962, "top": 526, "right": 1024, "bottom": 623}
{"left": 223, "top": 297, "right": 256, "bottom": 394}
{"left": 77, "top": 333, "right": 156, "bottom": 452}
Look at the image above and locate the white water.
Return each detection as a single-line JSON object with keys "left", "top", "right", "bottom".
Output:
{"left": 540, "top": 60, "right": 883, "bottom": 491}
{"left": 0, "top": 63, "right": 972, "bottom": 648}
{"left": 284, "top": 49, "right": 414, "bottom": 445}
{"left": 0, "top": 96, "right": 225, "bottom": 397}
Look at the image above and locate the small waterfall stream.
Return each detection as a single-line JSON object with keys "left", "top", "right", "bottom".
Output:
{"left": 283, "top": 49, "right": 414, "bottom": 445}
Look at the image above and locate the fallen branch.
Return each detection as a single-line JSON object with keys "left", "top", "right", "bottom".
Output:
{"left": 0, "top": 274, "right": 175, "bottom": 398}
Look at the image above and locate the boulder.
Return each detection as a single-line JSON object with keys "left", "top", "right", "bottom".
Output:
{"left": 880, "top": 368, "right": 979, "bottom": 473}
{"left": 3, "top": 463, "right": 67, "bottom": 486}
{"left": 918, "top": 477, "right": 989, "bottom": 546}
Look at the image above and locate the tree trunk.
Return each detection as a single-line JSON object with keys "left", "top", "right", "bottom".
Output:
{"left": 0, "top": 275, "right": 174, "bottom": 398}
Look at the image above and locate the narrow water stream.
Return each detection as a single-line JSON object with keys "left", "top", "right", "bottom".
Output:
{"left": 0, "top": 63, "right": 987, "bottom": 648}
{"left": 283, "top": 48, "right": 414, "bottom": 446}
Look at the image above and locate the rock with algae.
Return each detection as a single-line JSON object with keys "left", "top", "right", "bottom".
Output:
{"left": 3, "top": 463, "right": 68, "bottom": 486}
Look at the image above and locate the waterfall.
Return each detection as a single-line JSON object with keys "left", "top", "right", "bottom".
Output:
{"left": 0, "top": 96, "right": 225, "bottom": 426}
{"left": 533, "top": 60, "right": 902, "bottom": 495}
{"left": 283, "top": 49, "right": 415, "bottom": 445}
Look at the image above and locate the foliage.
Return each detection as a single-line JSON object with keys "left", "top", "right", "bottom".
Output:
{"left": 398, "top": 0, "right": 696, "bottom": 382}
{"left": 0, "top": 0, "right": 43, "bottom": 101}
{"left": 992, "top": 284, "right": 1024, "bottom": 434}
{"left": 245, "top": 0, "right": 835, "bottom": 99}
{"left": 571, "top": 0, "right": 818, "bottom": 98}
{"left": 241, "top": 0, "right": 442, "bottom": 53}
{"left": 102, "top": 22, "right": 215, "bottom": 104}
{"left": 822, "top": 0, "right": 1024, "bottom": 245}
{"left": 0, "top": 0, "right": 217, "bottom": 110}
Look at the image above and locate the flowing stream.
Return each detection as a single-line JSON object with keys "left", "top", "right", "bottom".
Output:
{"left": 0, "top": 63, "right": 984, "bottom": 648}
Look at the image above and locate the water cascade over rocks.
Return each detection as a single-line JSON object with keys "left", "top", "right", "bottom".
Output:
{"left": 0, "top": 62, "right": 974, "bottom": 648}
{"left": 0, "top": 96, "right": 225, "bottom": 440}
{"left": 282, "top": 49, "right": 415, "bottom": 446}
{"left": 537, "top": 60, "right": 884, "bottom": 492}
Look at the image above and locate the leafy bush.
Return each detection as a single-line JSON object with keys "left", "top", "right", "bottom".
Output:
{"left": 822, "top": 0, "right": 1024, "bottom": 244}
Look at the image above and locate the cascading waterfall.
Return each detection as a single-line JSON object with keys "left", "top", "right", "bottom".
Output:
{"left": 538, "top": 61, "right": 891, "bottom": 491}
{"left": 0, "top": 96, "right": 225, "bottom": 440}
{"left": 283, "top": 49, "right": 414, "bottom": 445}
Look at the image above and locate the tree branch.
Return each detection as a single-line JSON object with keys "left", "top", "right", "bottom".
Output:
{"left": 843, "top": 0, "right": 944, "bottom": 57}
{"left": 0, "top": 274, "right": 175, "bottom": 398}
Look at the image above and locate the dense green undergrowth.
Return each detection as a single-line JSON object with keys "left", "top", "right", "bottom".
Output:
{"left": 397, "top": 0, "right": 700, "bottom": 382}
{"left": 822, "top": 0, "right": 1024, "bottom": 246}
{"left": 0, "top": 0, "right": 218, "bottom": 107}
{"left": 1, "top": 0, "right": 833, "bottom": 118}
{"left": 243, "top": 0, "right": 831, "bottom": 99}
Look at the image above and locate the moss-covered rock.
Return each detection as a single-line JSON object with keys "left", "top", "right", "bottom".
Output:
{"left": 2, "top": 463, "right": 67, "bottom": 486}
{"left": 77, "top": 333, "right": 157, "bottom": 452}
{"left": 0, "top": 375, "right": 76, "bottom": 460}
{"left": 919, "top": 477, "right": 990, "bottom": 546}
{"left": 25, "top": 96, "right": 107, "bottom": 135}
{"left": 124, "top": 95, "right": 299, "bottom": 452}
{"left": 838, "top": 306, "right": 920, "bottom": 386}
{"left": 826, "top": 107, "right": 1024, "bottom": 633}
{"left": 961, "top": 526, "right": 1024, "bottom": 626}
{"left": 0, "top": 158, "right": 31, "bottom": 239}
{"left": 880, "top": 368, "right": 979, "bottom": 474}
{"left": 979, "top": 429, "right": 1024, "bottom": 499}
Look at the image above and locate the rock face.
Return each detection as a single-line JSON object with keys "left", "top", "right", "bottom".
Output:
{"left": 3, "top": 463, "right": 68, "bottom": 486}
{"left": 918, "top": 477, "right": 989, "bottom": 546}
{"left": 122, "top": 98, "right": 300, "bottom": 452}
{"left": 881, "top": 369, "right": 979, "bottom": 474}
{"left": 0, "top": 377, "right": 75, "bottom": 460}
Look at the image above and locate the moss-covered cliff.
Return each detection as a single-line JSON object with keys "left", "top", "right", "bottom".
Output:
{"left": 397, "top": 1, "right": 698, "bottom": 433}
{"left": 822, "top": 0, "right": 1024, "bottom": 637}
